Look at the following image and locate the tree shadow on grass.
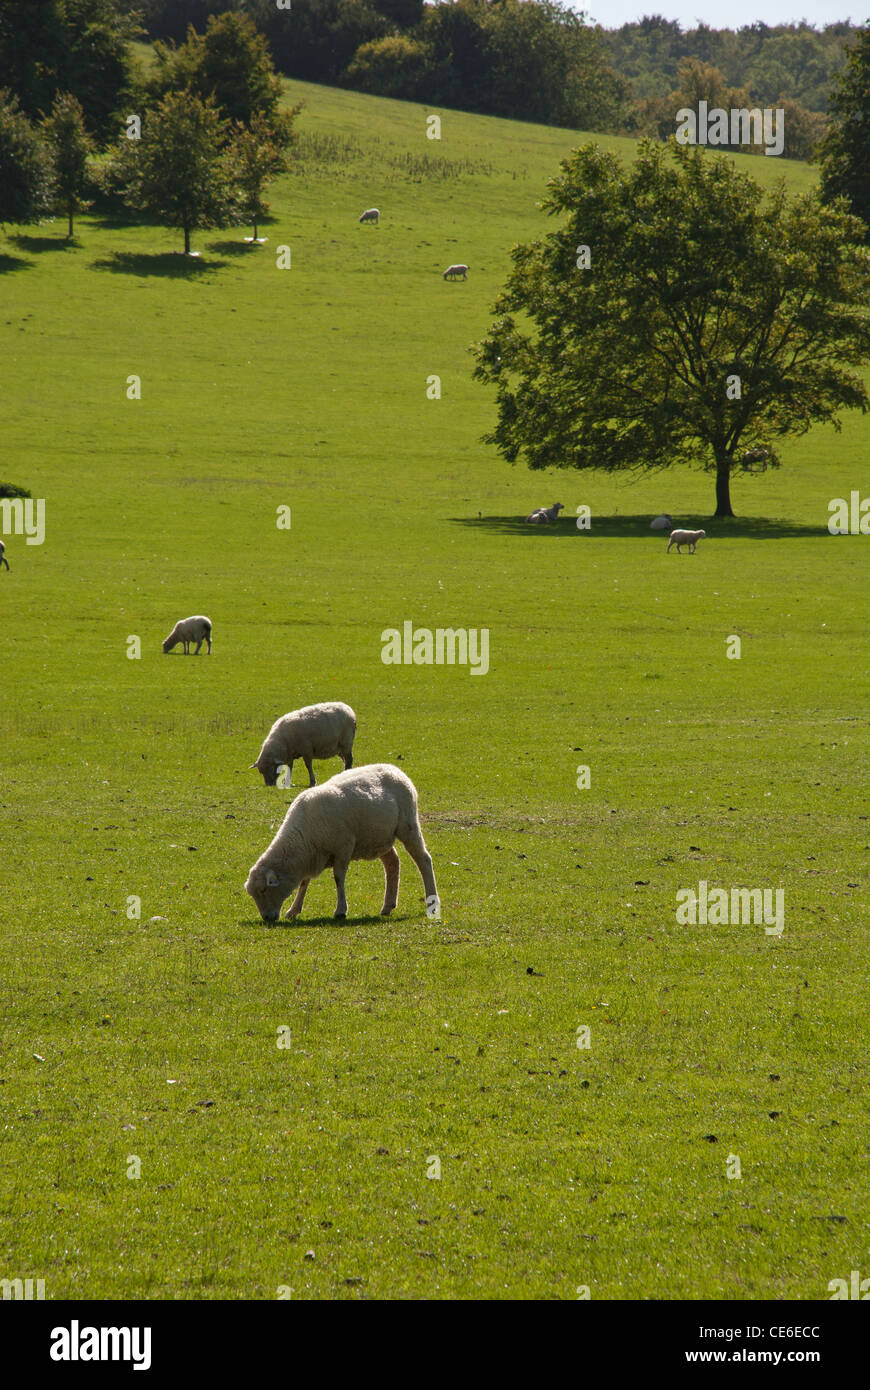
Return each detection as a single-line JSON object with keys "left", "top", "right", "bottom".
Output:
{"left": 206, "top": 237, "right": 264, "bottom": 256}
{"left": 452, "top": 513, "right": 831, "bottom": 540}
{"left": 0, "top": 251, "right": 33, "bottom": 274}
{"left": 90, "top": 250, "right": 229, "bottom": 278}
{"left": 8, "top": 234, "right": 75, "bottom": 254}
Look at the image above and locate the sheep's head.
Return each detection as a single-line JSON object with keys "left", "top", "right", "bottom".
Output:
{"left": 161, "top": 635, "right": 175, "bottom": 653}
{"left": 245, "top": 864, "right": 296, "bottom": 922}
{"left": 250, "top": 752, "right": 281, "bottom": 786}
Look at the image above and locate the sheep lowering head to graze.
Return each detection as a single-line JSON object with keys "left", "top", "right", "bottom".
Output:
{"left": 0, "top": 539, "right": 9, "bottom": 572}
{"left": 245, "top": 763, "right": 440, "bottom": 923}
{"left": 650, "top": 514, "right": 674, "bottom": 530}
{"left": 250, "top": 701, "right": 357, "bottom": 788}
{"left": 525, "top": 503, "right": 564, "bottom": 524}
{"left": 443, "top": 264, "right": 469, "bottom": 280}
{"left": 162, "top": 615, "right": 212, "bottom": 654}
{"left": 359, "top": 208, "right": 379, "bottom": 224}
{"left": 667, "top": 528, "right": 706, "bottom": 553}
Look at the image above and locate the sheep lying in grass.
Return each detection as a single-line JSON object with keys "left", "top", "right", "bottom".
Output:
{"left": 526, "top": 503, "right": 564, "bottom": 524}
{"left": 251, "top": 701, "right": 356, "bottom": 788}
{"left": 0, "top": 539, "right": 8, "bottom": 572}
{"left": 667, "top": 528, "right": 706, "bottom": 553}
{"left": 162, "top": 615, "right": 212, "bottom": 654}
{"left": 359, "top": 208, "right": 379, "bottom": 224}
{"left": 650, "top": 514, "right": 674, "bottom": 530}
{"left": 443, "top": 263, "right": 469, "bottom": 280}
{"left": 245, "top": 763, "right": 440, "bottom": 923}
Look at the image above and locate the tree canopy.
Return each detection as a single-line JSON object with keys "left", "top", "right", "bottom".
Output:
{"left": 473, "top": 141, "right": 870, "bottom": 517}
{"left": 149, "top": 11, "right": 283, "bottom": 126}
{"left": 42, "top": 92, "right": 93, "bottom": 236}
{"left": 0, "top": 91, "right": 53, "bottom": 227}
{"left": 819, "top": 24, "right": 870, "bottom": 239}
{"left": 119, "top": 91, "right": 235, "bottom": 253}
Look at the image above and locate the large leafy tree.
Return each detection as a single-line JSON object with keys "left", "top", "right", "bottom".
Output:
{"left": 473, "top": 140, "right": 870, "bottom": 517}
{"left": 0, "top": 0, "right": 138, "bottom": 144}
{"left": 0, "top": 91, "right": 53, "bottom": 228}
{"left": 42, "top": 92, "right": 93, "bottom": 236}
{"left": 819, "top": 23, "right": 870, "bottom": 238}
{"left": 150, "top": 11, "right": 282, "bottom": 126}
{"left": 121, "top": 91, "right": 235, "bottom": 254}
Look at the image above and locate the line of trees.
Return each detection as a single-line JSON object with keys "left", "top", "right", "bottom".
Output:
{"left": 116, "top": 2, "right": 860, "bottom": 140}
{"left": 0, "top": 12, "right": 299, "bottom": 249}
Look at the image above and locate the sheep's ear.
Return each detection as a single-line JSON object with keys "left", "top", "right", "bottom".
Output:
{"left": 248, "top": 762, "right": 258, "bottom": 770}
{"left": 265, "top": 869, "right": 279, "bottom": 887}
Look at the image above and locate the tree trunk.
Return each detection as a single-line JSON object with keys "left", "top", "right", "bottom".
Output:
{"left": 67, "top": 206, "right": 73, "bottom": 238}
{"left": 252, "top": 220, "right": 258, "bottom": 240}
{"left": 184, "top": 223, "right": 190, "bottom": 255}
{"left": 715, "top": 453, "right": 735, "bottom": 517}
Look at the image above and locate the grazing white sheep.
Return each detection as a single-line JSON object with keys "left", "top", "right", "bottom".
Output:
{"left": 650, "top": 514, "right": 674, "bottom": 530}
{"left": 443, "top": 263, "right": 469, "bottom": 280}
{"left": 245, "top": 763, "right": 440, "bottom": 923}
{"left": 667, "top": 528, "right": 706, "bottom": 553}
{"left": 359, "top": 208, "right": 379, "bottom": 224}
{"left": 162, "top": 615, "right": 212, "bottom": 654}
{"left": 525, "top": 503, "right": 564, "bottom": 524}
{"left": 251, "top": 701, "right": 356, "bottom": 788}
{"left": 0, "top": 539, "right": 9, "bottom": 572}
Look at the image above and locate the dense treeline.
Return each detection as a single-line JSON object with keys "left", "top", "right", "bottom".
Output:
{"left": 603, "top": 16, "right": 853, "bottom": 115}
{"left": 115, "top": 3, "right": 857, "bottom": 134}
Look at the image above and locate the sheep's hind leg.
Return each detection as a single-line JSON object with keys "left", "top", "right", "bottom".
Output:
{"left": 380, "top": 848, "right": 400, "bottom": 916}
{"left": 194, "top": 638, "right": 203, "bottom": 654}
{"left": 285, "top": 879, "right": 310, "bottom": 920}
{"left": 303, "top": 756, "right": 316, "bottom": 787}
{"left": 398, "top": 824, "right": 439, "bottom": 915}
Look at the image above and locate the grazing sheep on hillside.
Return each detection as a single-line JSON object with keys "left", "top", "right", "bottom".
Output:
{"left": 162, "top": 615, "right": 212, "bottom": 654}
{"left": 359, "top": 208, "right": 379, "bottom": 224}
{"left": 650, "top": 514, "right": 674, "bottom": 530}
{"left": 443, "top": 264, "right": 469, "bottom": 280}
{"left": 0, "top": 540, "right": 9, "bottom": 572}
{"left": 245, "top": 763, "right": 440, "bottom": 923}
{"left": 667, "top": 528, "right": 706, "bottom": 553}
{"left": 526, "top": 503, "right": 564, "bottom": 524}
{"left": 251, "top": 701, "right": 357, "bottom": 788}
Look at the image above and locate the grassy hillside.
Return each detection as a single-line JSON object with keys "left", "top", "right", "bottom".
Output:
{"left": 0, "top": 80, "right": 866, "bottom": 1301}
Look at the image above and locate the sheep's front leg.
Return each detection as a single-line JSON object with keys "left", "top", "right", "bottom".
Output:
{"left": 303, "top": 756, "right": 316, "bottom": 787}
{"left": 332, "top": 862, "right": 350, "bottom": 920}
{"left": 380, "top": 848, "right": 400, "bottom": 916}
{"left": 285, "top": 879, "right": 310, "bottom": 920}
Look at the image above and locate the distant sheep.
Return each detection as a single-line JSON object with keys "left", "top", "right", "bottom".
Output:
{"left": 0, "top": 539, "right": 8, "bottom": 572}
{"left": 359, "top": 208, "right": 379, "bottom": 224}
{"left": 650, "top": 514, "right": 674, "bottom": 530}
{"left": 251, "top": 701, "right": 356, "bottom": 788}
{"left": 526, "top": 503, "right": 564, "bottom": 524}
{"left": 245, "top": 763, "right": 440, "bottom": 923}
{"left": 443, "top": 264, "right": 469, "bottom": 280}
{"left": 162, "top": 615, "right": 212, "bottom": 654}
{"left": 667, "top": 528, "right": 706, "bottom": 553}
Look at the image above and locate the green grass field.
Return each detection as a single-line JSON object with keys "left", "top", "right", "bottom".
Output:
{"left": 1, "top": 77, "right": 867, "bottom": 1301}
